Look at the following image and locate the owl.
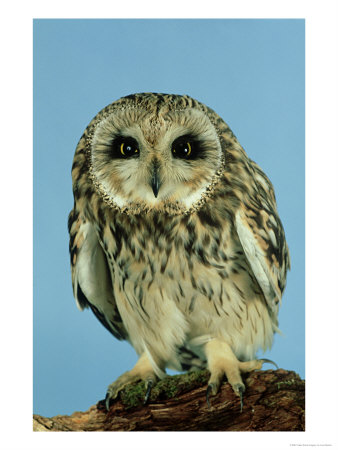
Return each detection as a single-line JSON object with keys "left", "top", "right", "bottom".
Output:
{"left": 68, "top": 93, "right": 290, "bottom": 411}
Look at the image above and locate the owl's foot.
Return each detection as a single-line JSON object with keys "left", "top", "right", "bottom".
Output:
{"left": 105, "top": 352, "right": 158, "bottom": 410}
{"left": 204, "top": 339, "right": 277, "bottom": 411}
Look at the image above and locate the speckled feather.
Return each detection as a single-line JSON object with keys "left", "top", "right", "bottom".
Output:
{"left": 68, "top": 93, "right": 290, "bottom": 377}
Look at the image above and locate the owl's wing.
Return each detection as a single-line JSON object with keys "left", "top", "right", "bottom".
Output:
{"left": 68, "top": 209, "right": 128, "bottom": 340}
{"left": 234, "top": 165, "right": 290, "bottom": 314}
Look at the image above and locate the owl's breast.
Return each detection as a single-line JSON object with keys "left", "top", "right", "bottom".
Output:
{"left": 100, "top": 211, "right": 276, "bottom": 363}
{"left": 103, "top": 210, "right": 238, "bottom": 297}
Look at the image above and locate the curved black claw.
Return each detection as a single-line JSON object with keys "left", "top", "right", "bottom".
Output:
{"left": 206, "top": 384, "right": 213, "bottom": 409}
{"left": 260, "top": 358, "right": 279, "bottom": 370}
{"left": 105, "top": 393, "right": 111, "bottom": 412}
{"left": 143, "top": 379, "right": 154, "bottom": 405}
{"left": 238, "top": 385, "right": 245, "bottom": 413}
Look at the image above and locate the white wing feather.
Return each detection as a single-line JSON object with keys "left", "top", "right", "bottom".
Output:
{"left": 235, "top": 210, "right": 281, "bottom": 313}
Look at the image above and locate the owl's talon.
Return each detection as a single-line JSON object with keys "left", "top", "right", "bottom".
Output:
{"left": 237, "top": 385, "right": 245, "bottom": 412}
{"left": 105, "top": 353, "right": 160, "bottom": 411}
{"left": 143, "top": 379, "right": 154, "bottom": 405}
{"left": 206, "top": 384, "right": 213, "bottom": 408}
{"left": 105, "top": 392, "right": 111, "bottom": 411}
{"left": 259, "top": 358, "right": 279, "bottom": 370}
{"left": 105, "top": 383, "right": 121, "bottom": 411}
{"left": 232, "top": 382, "right": 245, "bottom": 412}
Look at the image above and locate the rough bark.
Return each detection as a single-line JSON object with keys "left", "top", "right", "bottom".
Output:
{"left": 33, "top": 369, "right": 304, "bottom": 431}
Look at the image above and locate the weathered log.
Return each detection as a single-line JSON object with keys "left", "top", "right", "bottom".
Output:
{"left": 33, "top": 368, "right": 305, "bottom": 431}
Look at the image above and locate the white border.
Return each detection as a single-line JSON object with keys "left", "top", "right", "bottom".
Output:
{"left": 1, "top": 1, "right": 337, "bottom": 449}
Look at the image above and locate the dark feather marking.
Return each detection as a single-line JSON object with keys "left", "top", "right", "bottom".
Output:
{"left": 98, "top": 207, "right": 105, "bottom": 227}
{"left": 121, "top": 274, "right": 128, "bottom": 291}
{"left": 202, "top": 234, "right": 211, "bottom": 246}
{"left": 213, "top": 303, "right": 221, "bottom": 317}
{"left": 187, "top": 257, "right": 194, "bottom": 271}
{"left": 67, "top": 209, "right": 79, "bottom": 233}
{"left": 253, "top": 302, "right": 262, "bottom": 318}
{"left": 178, "top": 283, "right": 185, "bottom": 298}
{"left": 84, "top": 186, "right": 94, "bottom": 200}
{"left": 159, "top": 287, "right": 164, "bottom": 300}
{"left": 234, "top": 283, "right": 245, "bottom": 299}
{"left": 189, "top": 295, "right": 196, "bottom": 313}
{"left": 138, "top": 286, "right": 150, "bottom": 319}
{"left": 218, "top": 270, "right": 228, "bottom": 280}
{"left": 190, "top": 274, "right": 197, "bottom": 289}
{"left": 69, "top": 232, "right": 76, "bottom": 254}
{"left": 211, "top": 244, "right": 220, "bottom": 260}
{"left": 110, "top": 225, "right": 122, "bottom": 259}
{"left": 199, "top": 283, "right": 207, "bottom": 297}
{"left": 197, "top": 209, "right": 220, "bottom": 228}
{"left": 196, "top": 246, "right": 208, "bottom": 265}
{"left": 70, "top": 246, "right": 77, "bottom": 266}
{"left": 232, "top": 308, "right": 243, "bottom": 330}
{"left": 206, "top": 284, "right": 214, "bottom": 301}
{"left": 141, "top": 269, "right": 147, "bottom": 281}
{"left": 186, "top": 220, "right": 196, "bottom": 239}
{"left": 250, "top": 315, "right": 257, "bottom": 333}
{"left": 76, "top": 283, "right": 89, "bottom": 309}
{"left": 73, "top": 184, "right": 80, "bottom": 200}
{"left": 148, "top": 258, "right": 155, "bottom": 278}
{"left": 71, "top": 160, "right": 80, "bottom": 171}
{"left": 219, "top": 250, "right": 228, "bottom": 261}
{"left": 160, "top": 256, "right": 169, "bottom": 274}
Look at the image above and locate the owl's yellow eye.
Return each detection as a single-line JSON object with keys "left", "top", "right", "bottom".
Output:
{"left": 120, "top": 142, "right": 138, "bottom": 156}
{"left": 172, "top": 140, "right": 193, "bottom": 159}
{"left": 113, "top": 137, "right": 139, "bottom": 158}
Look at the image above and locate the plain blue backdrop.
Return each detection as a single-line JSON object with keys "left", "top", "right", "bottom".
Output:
{"left": 33, "top": 19, "right": 304, "bottom": 417}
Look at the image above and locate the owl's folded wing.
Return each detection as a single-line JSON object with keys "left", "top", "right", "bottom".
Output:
{"left": 68, "top": 209, "right": 128, "bottom": 340}
{"left": 235, "top": 201, "right": 290, "bottom": 315}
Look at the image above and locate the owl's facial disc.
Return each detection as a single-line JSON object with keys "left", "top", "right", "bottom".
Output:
{"left": 90, "top": 108, "right": 224, "bottom": 213}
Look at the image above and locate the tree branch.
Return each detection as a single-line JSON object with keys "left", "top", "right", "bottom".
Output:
{"left": 33, "top": 369, "right": 304, "bottom": 431}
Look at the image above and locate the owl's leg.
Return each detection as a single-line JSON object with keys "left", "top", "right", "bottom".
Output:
{"left": 105, "top": 352, "right": 159, "bottom": 410}
{"left": 204, "top": 339, "right": 275, "bottom": 411}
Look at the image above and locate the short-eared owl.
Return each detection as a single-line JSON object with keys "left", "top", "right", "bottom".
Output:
{"left": 68, "top": 93, "right": 290, "bottom": 410}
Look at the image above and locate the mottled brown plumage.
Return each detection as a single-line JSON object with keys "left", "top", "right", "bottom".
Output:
{"left": 68, "top": 93, "right": 290, "bottom": 409}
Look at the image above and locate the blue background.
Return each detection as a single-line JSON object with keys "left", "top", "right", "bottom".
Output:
{"left": 33, "top": 19, "right": 305, "bottom": 417}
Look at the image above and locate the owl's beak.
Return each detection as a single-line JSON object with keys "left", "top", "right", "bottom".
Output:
{"left": 150, "top": 160, "right": 161, "bottom": 198}
{"left": 151, "top": 170, "right": 161, "bottom": 198}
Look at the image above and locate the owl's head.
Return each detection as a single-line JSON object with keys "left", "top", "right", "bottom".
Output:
{"left": 82, "top": 93, "right": 231, "bottom": 214}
